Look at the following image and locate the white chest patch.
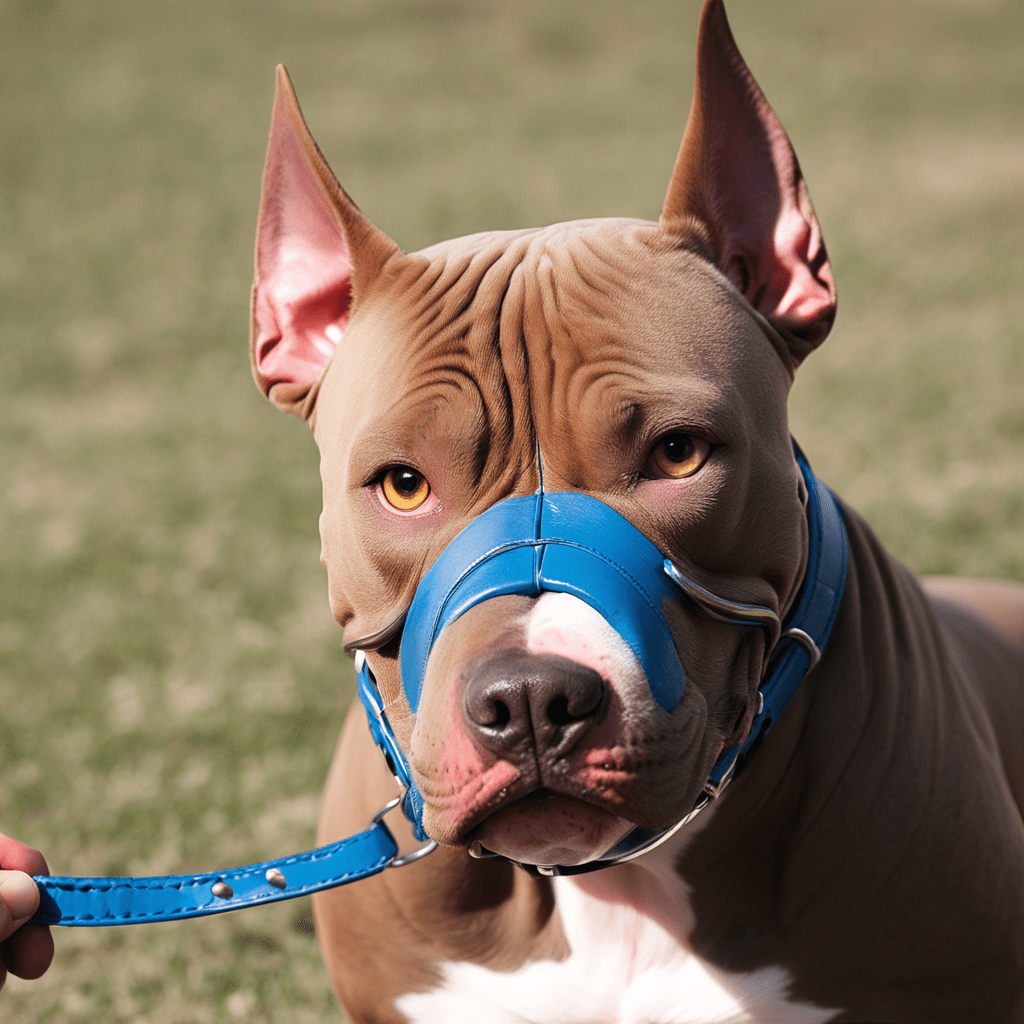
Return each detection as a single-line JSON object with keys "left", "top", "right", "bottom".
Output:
{"left": 396, "top": 876, "right": 838, "bottom": 1024}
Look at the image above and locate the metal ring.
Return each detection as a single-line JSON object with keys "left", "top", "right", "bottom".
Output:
{"left": 390, "top": 841, "right": 438, "bottom": 868}
{"left": 370, "top": 797, "right": 437, "bottom": 869}
{"left": 780, "top": 627, "right": 822, "bottom": 671}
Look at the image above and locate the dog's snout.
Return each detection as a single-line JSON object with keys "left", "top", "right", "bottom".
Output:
{"left": 462, "top": 650, "right": 607, "bottom": 756}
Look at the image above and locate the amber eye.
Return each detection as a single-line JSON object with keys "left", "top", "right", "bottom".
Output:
{"left": 644, "top": 433, "right": 712, "bottom": 480}
{"left": 380, "top": 467, "right": 431, "bottom": 511}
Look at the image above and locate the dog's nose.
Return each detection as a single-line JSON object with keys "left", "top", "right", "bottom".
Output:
{"left": 462, "top": 650, "right": 608, "bottom": 757}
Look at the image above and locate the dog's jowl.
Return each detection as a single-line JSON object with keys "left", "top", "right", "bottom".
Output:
{"left": 250, "top": 0, "right": 1024, "bottom": 1020}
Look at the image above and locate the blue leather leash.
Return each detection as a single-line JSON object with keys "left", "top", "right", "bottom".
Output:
{"left": 30, "top": 814, "right": 399, "bottom": 927}
{"left": 30, "top": 445, "right": 847, "bottom": 922}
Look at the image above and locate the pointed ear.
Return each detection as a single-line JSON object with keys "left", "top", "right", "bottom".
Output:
{"left": 251, "top": 66, "right": 403, "bottom": 417}
{"left": 660, "top": 0, "right": 836, "bottom": 368}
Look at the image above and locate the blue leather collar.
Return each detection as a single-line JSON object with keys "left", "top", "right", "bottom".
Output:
{"left": 722, "top": 444, "right": 849, "bottom": 778}
{"left": 30, "top": 446, "right": 847, "bottom": 921}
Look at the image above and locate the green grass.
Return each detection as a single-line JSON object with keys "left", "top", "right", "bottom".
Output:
{"left": 1, "top": 0, "right": 1022, "bottom": 1019}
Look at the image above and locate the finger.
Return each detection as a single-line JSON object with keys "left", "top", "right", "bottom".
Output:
{"left": 0, "top": 872, "right": 40, "bottom": 942}
{"left": 2, "top": 924, "right": 54, "bottom": 980}
{"left": 0, "top": 834, "right": 49, "bottom": 877}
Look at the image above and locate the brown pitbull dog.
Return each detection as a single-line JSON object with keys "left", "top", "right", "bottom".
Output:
{"left": 250, "top": 1, "right": 1024, "bottom": 1020}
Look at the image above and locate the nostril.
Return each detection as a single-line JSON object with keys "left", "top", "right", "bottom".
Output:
{"left": 546, "top": 672, "right": 605, "bottom": 726}
{"left": 546, "top": 694, "right": 593, "bottom": 727}
{"left": 488, "top": 700, "right": 511, "bottom": 729}
{"left": 547, "top": 695, "right": 572, "bottom": 727}
{"left": 464, "top": 678, "right": 523, "bottom": 734}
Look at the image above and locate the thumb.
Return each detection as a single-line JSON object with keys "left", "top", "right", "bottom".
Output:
{"left": 0, "top": 872, "right": 40, "bottom": 941}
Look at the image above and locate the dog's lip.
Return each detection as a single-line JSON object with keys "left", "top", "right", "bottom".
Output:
{"left": 467, "top": 786, "right": 563, "bottom": 827}
{"left": 464, "top": 788, "right": 632, "bottom": 865}
{"left": 432, "top": 745, "right": 663, "bottom": 845}
{"left": 459, "top": 783, "right": 631, "bottom": 846}
{"left": 451, "top": 779, "right": 541, "bottom": 844}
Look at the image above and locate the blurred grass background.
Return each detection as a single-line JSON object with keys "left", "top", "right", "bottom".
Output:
{"left": 1, "top": 0, "right": 1021, "bottom": 1020}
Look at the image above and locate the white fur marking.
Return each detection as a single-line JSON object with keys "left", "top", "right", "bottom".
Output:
{"left": 526, "top": 592, "right": 647, "bottom": 696}
{"left": 396, "top": 878, "right": 838, "bottom": 1024}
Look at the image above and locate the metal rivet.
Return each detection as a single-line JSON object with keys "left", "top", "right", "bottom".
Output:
{"left": 265, "top": 868, "right": 287, "bottom": 889}
{"left": 212, "top": 881, "right": 234, "bottom": 899}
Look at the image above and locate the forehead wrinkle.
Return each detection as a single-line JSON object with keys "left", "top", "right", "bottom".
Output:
{"left": 349, "top": 237, "right": 540, "bottom": 493}
{"left": 560, "top": 231, "right": 635, "bottom": 314}
{"left": 410, "top": 230, "right": 539, "bottom": 330}
{"left": 405, "top": 369, "right": 497, "bottom": 487}
{"left": 516, "top": 230, "right": 760, "bottom": 482}
{"left": 349, "top": 371, "right": 489, "bottom": 482}
{"left": 521, "top": 229, "right": 652, "bottom": 471}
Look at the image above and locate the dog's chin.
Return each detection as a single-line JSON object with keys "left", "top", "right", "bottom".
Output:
{"left": 469, "top": 790, "right": 635, "bottom": 867}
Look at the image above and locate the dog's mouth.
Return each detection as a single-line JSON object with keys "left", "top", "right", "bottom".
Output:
{"left": 415, "top": 709, "right": 701, "bottom": 859}
{"left": 465, "top": 787, "right": 635, "bottom": 867}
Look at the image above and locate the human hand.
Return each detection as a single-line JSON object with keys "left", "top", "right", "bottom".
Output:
{"left": 0, "top": 833, "right": 54, "bottom": 992}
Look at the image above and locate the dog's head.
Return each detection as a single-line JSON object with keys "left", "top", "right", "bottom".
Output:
{"left": 249, "top": 0, "right": 835, "bottom": 868}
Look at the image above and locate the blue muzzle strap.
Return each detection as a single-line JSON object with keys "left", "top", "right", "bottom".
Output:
{"left": 400, "top": 490, "right": 689, "bottom": 714}
{"left": 30, "top": 447, "right": 847, "bottom": 921}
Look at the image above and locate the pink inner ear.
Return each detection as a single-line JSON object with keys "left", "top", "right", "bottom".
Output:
{"left": 253, "top": 79, "right": 354, "bottom": 391}
{"left": 730, "top": 115, "right": 835, "bottom": 349}
{"left": 662, "top": 0, "right": 836, "bottom": 357}
{"left": 769, "top": 194, "right": 834, "bottom": 347}
{"left": 254, "top": 237, "right": 352, "bottom": 387}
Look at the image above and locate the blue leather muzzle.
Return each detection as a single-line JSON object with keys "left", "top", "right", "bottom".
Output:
{"left": 357, "top": 447, "right": 847, "bottom": 871}
{"left": 358, "top": 489, "right": 690, "bottom": 843}
{"left": 399, "top": 490, "right": 688, "bottom": 714}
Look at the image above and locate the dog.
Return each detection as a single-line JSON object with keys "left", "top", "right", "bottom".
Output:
{"left": 248, "top": 0, "right": 1024, "bottom": 1020}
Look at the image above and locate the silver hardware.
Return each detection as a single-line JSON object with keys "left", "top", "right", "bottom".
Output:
{"left": 211, "top": 881, "right": 233, "bottom": 899}
{"left": 265, "top": 868, "right": 287, "bottom": 889}
{"left": 371, "top": 797, "right": 438, "bottom": 869}
{"left": 565, "top": 761, "right": 739, "bottom": 871}
{"left": 662, "top": 560, "right": 782, "bottom": 654}
{"left": 371, "top": 795, "right": 403, "bottom": 826}
{"left": 391, "top": 841, "right": 438, "bottom": 868}
{"left": 664, "top": 560, "right": 823, "bottom": 678}
{"left": 780, "top": 627, "right": 822, "bottom": 671}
